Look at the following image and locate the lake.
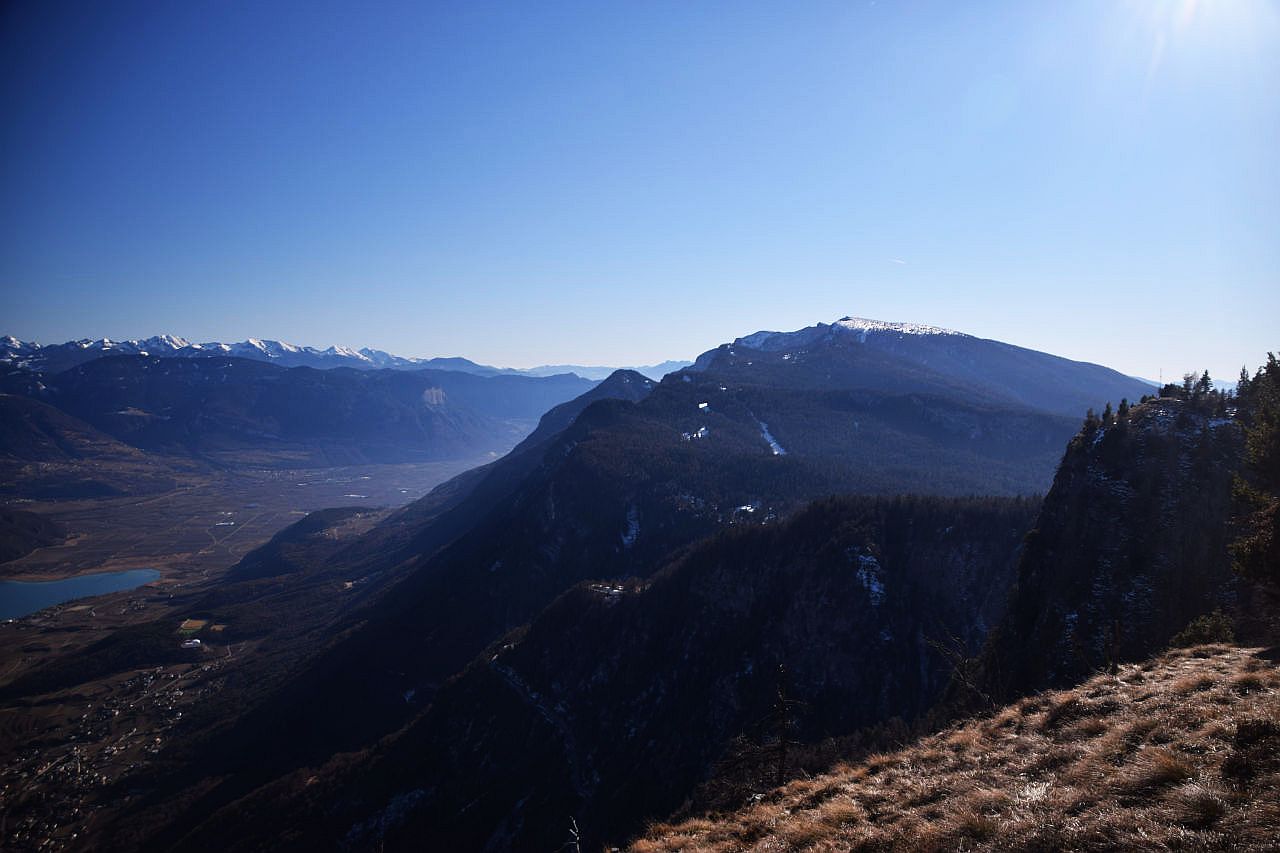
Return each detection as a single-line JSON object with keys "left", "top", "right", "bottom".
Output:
{"left": 0, "top": 569, "right": 162, "bottom": 620}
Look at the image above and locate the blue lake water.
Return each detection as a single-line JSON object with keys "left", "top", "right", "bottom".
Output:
{"left": 0, "top": 569, "right": 161, "bottom": 620}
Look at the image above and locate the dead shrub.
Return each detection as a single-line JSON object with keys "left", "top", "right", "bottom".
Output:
{"left": 1034, "top": 743, "right": 1085, "bottom": 775}
{"left": 1118, "top": 747, "right": 1194, "bottom": 794}
{"left": 817, "top": 797, "right": 863, "bottom": 828}
{"left": 1070, "top": 717, "right": 1110, "bottom": 739}
{"left": 779, "top": 817, "right": 827, "bottom": 849}
{"left": 945, "top": 728, "right": 980, "bottom": 753}
{"left": 1221, "top": 718, "right": 1280, "bottom": 783}
{"left": 1041, "top": 697, "right": 1090, "bottom": 730}
{"left": 1123, "top": 716, "right": 1159, "bottom": 743}
{"left": 1168, "top": 782, "right": 1228, "bottom": 829}
{"left": 965, "top": 786, "right": 1011, "bottom": 814}
{"left": 863, "top": 753, "right": 893, "bottom": 776}
{"left": 949, "top": 807, "right": 999, "bottom": 841}
{"left": 1172, "top": 673, "right": 1217, "bottom": 694}
{"left": 1042, "top": 696, "right": 1118, "bottom": 732}
{"left": 1231, "top": 672, "right": 1266, "bottom": 694}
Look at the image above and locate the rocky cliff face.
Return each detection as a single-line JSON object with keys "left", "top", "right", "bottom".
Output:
{"left": 983, "top": 397, "right": 1251, "bottom": 700}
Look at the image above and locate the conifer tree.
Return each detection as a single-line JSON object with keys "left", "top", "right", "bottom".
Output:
{"left": 1232, "top": 354, "right": 1280, "bottom": 589}
{"left": 1082, "top": 408, "right": 1100, "bottom": 436}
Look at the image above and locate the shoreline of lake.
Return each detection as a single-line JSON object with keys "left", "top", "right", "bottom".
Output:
{"left": 0, "top": 569, "right": 163, "bottom": 621}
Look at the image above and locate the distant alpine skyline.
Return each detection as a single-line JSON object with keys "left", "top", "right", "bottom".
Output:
{"left": 3, "top": 1, "right": 1276, "bottom": 383}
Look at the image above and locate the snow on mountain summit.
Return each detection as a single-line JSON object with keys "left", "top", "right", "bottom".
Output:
{"left": 733, "top": 316, "right": 965, "bottom": 353}
{"left": 833, "top": 316, "right": 965, "bottom": 337}
{"left": 323, "top": 345, "right": 373, "bottom": 361}
{"left": 137, "top": 335, "right": 193, "bottom": 352}
{"left": 0, "top": 334, "right": 569, "bottom": 377}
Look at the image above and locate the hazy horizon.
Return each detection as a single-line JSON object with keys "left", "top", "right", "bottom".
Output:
{"left": 3, "top": 1, "right": 1276, "bottom": 382}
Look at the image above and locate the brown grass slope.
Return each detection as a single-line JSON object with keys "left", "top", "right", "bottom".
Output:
{"left": 631, "top": 645, "right": 1280, "bottom": 852}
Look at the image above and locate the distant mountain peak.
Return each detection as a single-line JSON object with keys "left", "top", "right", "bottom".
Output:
{"left": 323, "top": 345, "right": 372, "bottom": 361}
{"left": 138, "top": 334, "right": 193, "bottom": 351}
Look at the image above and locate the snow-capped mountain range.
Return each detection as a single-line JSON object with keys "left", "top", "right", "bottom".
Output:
{"left": 0, "top": 335, "right": 689, "bottom": 380}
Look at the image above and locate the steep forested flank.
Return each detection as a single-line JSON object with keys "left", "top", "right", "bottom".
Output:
{"left": 632, "top": 645, "right": 1280, "bottom": 853}
{"left": 170, "top": 495, "right": 1038, "bottom": 852}
{"left": 980, "top": 391, "right": 1256, "bottom": 701}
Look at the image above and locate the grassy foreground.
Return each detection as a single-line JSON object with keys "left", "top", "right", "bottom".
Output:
{"left": 631, "top": 645, "right": 1280, "bottom": 852}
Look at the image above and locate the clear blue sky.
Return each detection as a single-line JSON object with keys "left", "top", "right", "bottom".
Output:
{"left": 2, "top": 1, "right": 1276, "bottom": 380}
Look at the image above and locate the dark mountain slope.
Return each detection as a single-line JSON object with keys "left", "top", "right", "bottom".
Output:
{"left": 513, "top": 368, "right": 655, "bottom": 449}
{"left": 0, "top": 393, "right": 183, "bottom": 498}
{"left": 19, "top": 356, "right": 594, "bottom": 465}
{"left": 980, "top": 396, "right": 1255, "bottom": 701}
{"left": 225, "top": 507, "right": 371, "bottom": 583}
{"left": 181, "top": 495, "right": 1038, "bottom": 852}
{"left": 347, "top": 369, "right": 660, "bottom": 577}
{"left": 0, "top": 393, "right": 147, "bottom": 464}
{"left": 0, "top": 508, "right": 63, "bottom": 563}
{"left": 61, "top": 373, "right": 662, "bottom": 849}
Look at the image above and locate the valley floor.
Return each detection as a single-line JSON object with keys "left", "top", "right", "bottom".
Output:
{"left": 0, "top": 457, "right": 489, "bottom": 582}
{"left": 0, "top": 457, "right": 488, "bottom": 683}
{"left": 0, "top": 456, "right": 492, "bottom": 851}
{"left": 632, "top": 645, "right": 1280, "bottom": 852}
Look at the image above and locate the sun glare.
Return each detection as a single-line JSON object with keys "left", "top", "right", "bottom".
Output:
{"left": 1128, "top": 0, "right": 1280, "bottom": 61}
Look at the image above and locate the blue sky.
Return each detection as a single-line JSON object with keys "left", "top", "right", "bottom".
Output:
{"left": 2, "top": 1, "right": 1277, "bottom": 380}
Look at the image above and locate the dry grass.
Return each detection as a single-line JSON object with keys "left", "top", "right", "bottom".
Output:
{"left": 629, "top": 645, "right": 1280, "bottom": 852}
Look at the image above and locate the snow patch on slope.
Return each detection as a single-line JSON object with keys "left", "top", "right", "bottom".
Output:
{"left": 752, "top": 416, "right": 787, "bottom": 456}
{"left": 621, "top": 505, "right": 640, "bottom": 548}
{"left": 852, "top": 552, "right": 886, "bottom": 606}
